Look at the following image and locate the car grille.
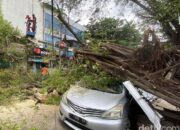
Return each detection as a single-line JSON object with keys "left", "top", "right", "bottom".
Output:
{"left": 67, "top": 99, "right": 105, "bottom": 117}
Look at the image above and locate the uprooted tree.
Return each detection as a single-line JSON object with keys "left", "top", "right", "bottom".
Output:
{"left": 76, "top": 29, "right": 180, "bottom": 108}
{"left": 52, "top": 1, "right": 180, "bottom": 107}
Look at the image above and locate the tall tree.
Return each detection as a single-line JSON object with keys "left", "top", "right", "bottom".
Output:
{"left": 87, "top": 18, "right": 141, "bottom": 42}
{"left": 126, "top": 0, "right": 180, "bottom": 45}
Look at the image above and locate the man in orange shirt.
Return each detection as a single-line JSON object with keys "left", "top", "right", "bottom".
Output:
{"left": 41, "top": 64, "right": 49, "bottom": 80}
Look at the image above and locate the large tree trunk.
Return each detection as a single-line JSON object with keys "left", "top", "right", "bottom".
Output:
{"left": 161, "top": 21, "right": 180, "bottom": 45}
{"left": 56, "top": 6, "right": 83, "bottom": 45}
{"left": 165, "top": 22, "right": 180, "bottom": 45}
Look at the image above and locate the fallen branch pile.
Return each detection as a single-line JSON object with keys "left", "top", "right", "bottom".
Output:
{"left": 76, "top": 43, "right": 180, "bottom": 108}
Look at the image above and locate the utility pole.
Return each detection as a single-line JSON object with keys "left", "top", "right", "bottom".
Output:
{"left": 58, "top": 0, "right": 64, "bottom": 68}
{"left": 51, "top": 0, "right": 54, "bottom": 55}
{"left": 59, "top": 0, "right": 64, "bottom": 59}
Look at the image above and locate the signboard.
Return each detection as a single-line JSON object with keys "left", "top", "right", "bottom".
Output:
{"left": 33, "top": 48, "right": 50, "bottom": 56}
{"left": 28, "top": 58, "right": 43, "bottom": 63}
{"left": 28, "top": 57, "right": 49, "bottom": 63}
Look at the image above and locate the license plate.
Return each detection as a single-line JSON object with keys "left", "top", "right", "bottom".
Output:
{"left": 69, "top": 114, "right": 87, "bottom": 125}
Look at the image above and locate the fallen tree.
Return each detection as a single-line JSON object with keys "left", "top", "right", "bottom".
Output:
{"left": 76, "top": 30, "right": 180, "bottom": 108}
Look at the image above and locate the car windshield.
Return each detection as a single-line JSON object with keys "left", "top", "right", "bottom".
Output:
{"left": 91, "top": 83, "right": 124, "bottom": 94}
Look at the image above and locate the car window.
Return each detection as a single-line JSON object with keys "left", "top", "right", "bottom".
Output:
{"left": 91, "top": 83, "right": 124, "bottom": 94}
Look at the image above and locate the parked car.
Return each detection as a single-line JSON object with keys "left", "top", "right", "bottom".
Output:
{"left": 59, "top": 83, "right": 130, "bottom": 130}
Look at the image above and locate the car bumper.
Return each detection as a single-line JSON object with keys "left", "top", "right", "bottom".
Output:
{"left": 60, "top": 102, "right": 130, "bottom": 130}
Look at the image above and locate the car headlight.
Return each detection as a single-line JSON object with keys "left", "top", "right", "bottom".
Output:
{"left": 61, "top": 92, "right": 68, "bottom": 105}
{"left": 101, "top": 104, "right": 124, "bottom": 120}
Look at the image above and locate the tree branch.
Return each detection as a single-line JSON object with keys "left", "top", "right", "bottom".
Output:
{"left": 56, "top": 4, "right": 83, "bottom": 44}
{"left": 130, "top": 0, "right": 153, "bottom": 15}
{"left": 137, "top": 12, "right": 153, "bottom": 20}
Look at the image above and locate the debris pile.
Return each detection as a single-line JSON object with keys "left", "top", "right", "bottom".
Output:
{"left": 24, "top": 82, "right": 61, "bottom": 104}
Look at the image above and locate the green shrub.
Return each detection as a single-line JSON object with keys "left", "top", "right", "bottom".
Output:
{"left": 0, "top": 120, "right": 39, "bottom": 130}
{"left": 0, "top": 69, "right": 26, "bottom": 105}
{"left": 45, "top": 95, "right": 61, "bottom": 105}
{"left": 0, "top": 15, "right": 20, "bottom": 48}
{"left": 0, "top": 69, "right": 25, "bottom": 87}
{"left": 42, "top": 60, "right": 119, "bottom": 95}
{"left": 0, "top": 120, "right": 21, "bottom": 130}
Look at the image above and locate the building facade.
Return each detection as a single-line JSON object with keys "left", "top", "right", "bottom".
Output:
{"left": 1, "top": 0, "right": 85, "bottom": 43}
{"left": 1, "top": 0, "right": 85, "bottom": 72}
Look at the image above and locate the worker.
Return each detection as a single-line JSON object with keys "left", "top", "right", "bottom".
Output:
{"left": 32, "top": 14, "right": 37, "bottom": 32}
{"left": 41, "top": 64, "right": 49, "bottom": 80}
{"left": 26, "top": 15, "right": 31, "bottom": 32}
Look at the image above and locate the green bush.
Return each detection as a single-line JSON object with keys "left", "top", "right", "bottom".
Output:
{"left": 0, "top": 15, "right": 20, "bottom": 48}
{"left": 0, "top": 120, "right": 39, "bottom": 130}
{"left": 0, "top": 120, "right": 22, "bottom": 130}
{"left": 42, "top": 60, "right": 119, "bottom": 95}
{"left": 0, "top": 69, "right": 25, "bottom": 87}
{"left": 0, "top": 69, "right": 26, "bottom": 105}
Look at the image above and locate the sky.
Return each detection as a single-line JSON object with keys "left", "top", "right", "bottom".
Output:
{"left": 68, "top": 0, "right": 139, "bottom": 26}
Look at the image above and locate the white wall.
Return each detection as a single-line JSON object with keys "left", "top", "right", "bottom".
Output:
{"left": 1, "top": 0, "right": 44, "bottom": 40}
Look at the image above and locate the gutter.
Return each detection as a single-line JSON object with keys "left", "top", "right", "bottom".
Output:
{"left": 123, "top": 81, "right": 163, "bottom": 130}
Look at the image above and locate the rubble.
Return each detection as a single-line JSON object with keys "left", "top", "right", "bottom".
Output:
{"left": 32, "top": 87, "right": 60, "bottom": 104}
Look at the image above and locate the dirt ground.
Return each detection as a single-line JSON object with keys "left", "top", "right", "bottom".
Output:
{"left": 0, "top": 100, "right": 71, "bottom": 130}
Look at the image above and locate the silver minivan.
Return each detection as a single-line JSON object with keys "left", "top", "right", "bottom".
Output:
{"left": 59, "top": 84, "right": 130, "bottom": 130}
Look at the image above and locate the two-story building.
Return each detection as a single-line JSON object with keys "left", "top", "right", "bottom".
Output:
{"left": 1, "top": 0, "right": 85, "bottom": 44}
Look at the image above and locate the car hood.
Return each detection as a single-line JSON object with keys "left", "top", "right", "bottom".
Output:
{"left": 66, "top": 86, "right": 125, "bottom": 111}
